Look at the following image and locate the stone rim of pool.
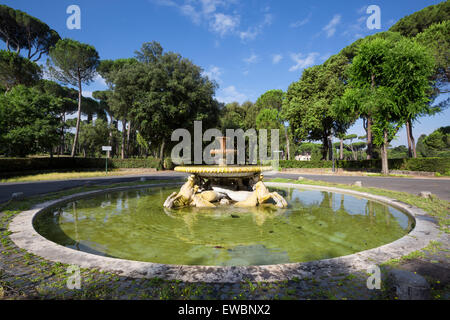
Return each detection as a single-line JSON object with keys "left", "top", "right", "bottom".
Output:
{"left": 8, "top": 182, "right": 441, "bottom": 283}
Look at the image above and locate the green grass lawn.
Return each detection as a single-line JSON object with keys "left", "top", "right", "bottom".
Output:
{"left": 0, "top": 169, "right": 157, "bottom": 183}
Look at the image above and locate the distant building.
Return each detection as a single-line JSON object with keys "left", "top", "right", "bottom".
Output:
{"left": 295, "top": 153, "right": 311, "bottom": 161}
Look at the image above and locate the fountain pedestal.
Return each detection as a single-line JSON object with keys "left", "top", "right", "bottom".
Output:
{"left": 163, "top": 137, "right": 287, "bottom": 209}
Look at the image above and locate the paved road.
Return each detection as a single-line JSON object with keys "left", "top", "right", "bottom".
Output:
{"left": 0, "top": 172, "right": 188, "bottom": 204}
{"left": 0, "top": 171, "right": 449, "bottom": 204}
{"left": 269, "top": 172, "right": 450, "bottom": 201}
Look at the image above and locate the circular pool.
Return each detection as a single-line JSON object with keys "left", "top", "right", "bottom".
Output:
{"left": 33, "top": 186, "right": 413, "bottom": 266}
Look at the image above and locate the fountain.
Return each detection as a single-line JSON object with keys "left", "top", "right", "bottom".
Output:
{"left": 163, "top": 136, "right": 288, "bottom": 209}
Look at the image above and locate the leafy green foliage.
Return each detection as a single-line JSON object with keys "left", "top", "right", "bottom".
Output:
{"left": 256, "top": 108, "right": 280, "bottom": 130}
{"left": 97, "top": 58, "right": 140, "bottom": 124}
{"left": 280, "top": 157, "right": 450, "bottom": 174}
{"left": 296, "top": 142, "right": 323, "bottom": 161}
{"left": 219, "top": 102, "right": 247, "bottom": 130}
{"left": 131, "top": 42, "right": 219, "bottom": 158}
{"left": 388, "top": 145, "right": 409, "bottom": 159}
{"left": 384, "top": 37, "right": 436, "bottom": 122}
{"left": 78, "top": 119, "right": 111, "bottom": 157}
{"left": 0, "top": 4, "right": 60, "bottom": 61}
{"left": 0, "top": 50, "right": 41, "bottom": 91}
{"left": 418, "top": 126, "right": 450, "bottom": 157}
{"left": 47, "top": 39, "right": 99, "bottom": 87}
{"left": 0, "top": 157, "right": 162, "bottom": 176}
{"left": 389, "top": 1, "right": 450, "bottom": 37}
{"left": 283, "top": 54, "right": 348, "bottom": 159}
{"left": 47, "top": 38, "right": 100, "bottom": 157}
{"left": 415, "top": 20, "right": 450, "bottom": 86}
{"left": 0, "top": 85, "right": 60, "bottom": 156}
{"left": 336, "top": 35, "right": 435, "bottom": 172}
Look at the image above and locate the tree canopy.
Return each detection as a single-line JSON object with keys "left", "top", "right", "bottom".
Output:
{"left": 415, "top": 20, "right": 450, "bottom": 88}
{"left": 283, "top": 54, "right": 348, "bottom": 159}
{"left": 47, "top": 38, "right": 100, "bottom": 157}
{"left": 0, "top": 50, "right": 41, "bottom": 91}
{"left": 389, "top": 1, "right": 450, "bottom": 37}
{"left": 130, "top": 42, "right": 220, "bottom": 162}
{"left": 0, "top": 4, "right": 60, "bottom": 61}
{"left": 0, "top": 85, "right": 60, "bottom": 156}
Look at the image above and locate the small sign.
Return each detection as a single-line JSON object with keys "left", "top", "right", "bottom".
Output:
{"left": 102, "top": 146, "right": 112, "bottom": 151}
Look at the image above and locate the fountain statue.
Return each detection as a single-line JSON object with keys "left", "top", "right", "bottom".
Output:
{"left": 163, "top": 137, "right": 288, "bottom": 209}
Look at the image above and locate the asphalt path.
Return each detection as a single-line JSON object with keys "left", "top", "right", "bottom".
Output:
{"left": 0, "top": 172, "right": 188, "bottom": 204}
{"left": 0, "top": 171, "right": 449, "bottom": 204}
{"left": 271, "top": 172, "right": 450, "bottom": 201}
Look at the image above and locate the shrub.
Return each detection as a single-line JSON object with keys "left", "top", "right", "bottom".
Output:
{"left": 163, "top": 157, "right": 175, "bottom": 170}
{"left": 279, "top": 157, "right": 450, "bottom": 174}
{"left": 0, "top": 157, "right": 162, "bottom": 177}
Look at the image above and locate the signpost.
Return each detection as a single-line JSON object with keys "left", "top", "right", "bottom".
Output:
{"left": 102, "top": 146, "right": 112, "bottom": 174}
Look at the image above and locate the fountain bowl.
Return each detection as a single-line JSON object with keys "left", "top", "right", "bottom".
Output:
{"left": 174, "top": 165, "right": 273, "bottom": 179}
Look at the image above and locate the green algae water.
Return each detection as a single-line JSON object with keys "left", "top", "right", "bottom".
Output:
{"left": 34, "top": 186, "right": 413, "bottom": 266}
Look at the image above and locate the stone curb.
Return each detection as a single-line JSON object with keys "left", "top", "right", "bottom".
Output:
{"left": 8, "top": 182, "right": 442, "bottom": 283}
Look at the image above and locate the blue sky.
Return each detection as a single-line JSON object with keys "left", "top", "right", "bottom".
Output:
{"left": 1, "top": 0, "right": 448, "bottom": 146}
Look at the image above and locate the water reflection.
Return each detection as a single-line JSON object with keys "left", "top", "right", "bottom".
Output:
{"left": 34, "top": 187, "right": 413, "bottom": 266}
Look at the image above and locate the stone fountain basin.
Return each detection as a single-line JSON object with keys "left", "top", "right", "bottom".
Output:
{"left": 8, "top": 181, "right": 441, "bottom": 283}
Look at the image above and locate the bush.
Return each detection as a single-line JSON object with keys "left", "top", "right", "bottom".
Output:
{"left": 163, "top": 157, "right": 175, "bottom": 170}
{"left": 0, "top": 157, "right": 162, "bottom": 177}
{"left": 280, "top": 157, "right": 450, "bottom": 174}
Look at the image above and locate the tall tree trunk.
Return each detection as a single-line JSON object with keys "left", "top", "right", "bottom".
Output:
{"left": 284, "top": 126, "right": 290, "bottom": 160}
{"left": 339, "top": 138, "right": 344, "bottom": 160}
{"left": 127, "top": 120, "right": 132, "bottom": 157}
{"left": 381, "top": 129, "right": 389, "bottom": 175}
{"left": 406, "top": 119, "right": 417, "bottom": 158}
{"left": 60, "top": 112, "right": 65, "bottom": 155}
{"left": 121, "top": 119, "right": 127, "bottom": 159}
{"left": 350, "top": 141, "right": 357, "bottom": 160}
{"left": 322, "top": 135, "right": 329, "bottom": 160}
{"left": 367, "top": 73, "right": 376, "bottom": 160}
{"left": 159, "top": 140, "right": 165, "bottom": 168}
{"left": 71, "top": 72, "right": 82, "bottom": 158}
{"left": 366, "top": 117, "right": 373, "bottom": 159}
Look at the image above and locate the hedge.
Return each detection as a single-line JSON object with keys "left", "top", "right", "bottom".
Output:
{"left": 279, "top": 157, "right": 450, "bottom": 174}
{"left": 0, "top": 157, "right": 162, "bottom": 176}
{"left": 1, "top": 156, "right": 449, "bottom": 176}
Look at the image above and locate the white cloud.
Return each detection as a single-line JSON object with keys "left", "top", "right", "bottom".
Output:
{"left": 153, "top": 0, "right": 270, "bottom": 40}
{"left": 200, "top": 0, "right": 219, "bottom": 15}
{"left": 272, "top": 54, "right": 283, "bottom": 64}
{"left": 342, "top": 14, "right": 373, "bottom": 39}
{"left": 357, "top": 5, "right": 368, "bottom": 14}
{"left": 94, "top": 74, "right": 107, "bottom": 87}
{"left": 289, "top": 52, "right": 319, "bottom": 72}
{"left": 179, "top": 4, "right": 202, "bottom": 24}
{"left": 239, "top": 28, "right": 259, "bottom": 41}
{"left": 323, "top": 14, "right": 341, "bottom": 38}
{"left": 211, "top": 13, "right": 240, "bottom": 36}
{"left": 203, "top": 65, "right": 223, "bottom": 82}
{"left": 216, "top": 85, "right": 248, "bottom": 104}
{"left": 290, "top": 13, "right": 312, "bottom": 28}
{"left": 82, "top": 91, "right": 93, "bottom": 98}
{"left": 244, "top": 53, "right": 259, "bottom": 64}
{"left": 239, "top": 13, "right": 272, "bottom": 41}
